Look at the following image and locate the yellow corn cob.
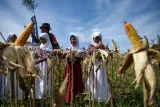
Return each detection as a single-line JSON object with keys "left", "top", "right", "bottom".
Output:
{"left": 124, "top": 21, "right": 143, "bottom": 50}
{"left": 15, "top": 23, "right": 34, "bottom": 46}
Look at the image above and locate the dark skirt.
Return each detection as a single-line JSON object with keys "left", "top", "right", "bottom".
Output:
{"left": 64, "top": 63, "right": 83, "bottom": 104}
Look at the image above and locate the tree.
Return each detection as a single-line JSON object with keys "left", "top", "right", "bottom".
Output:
{"left": 157, "top": 34, "right": 160, "bottom": 43}
{"left": 150, "top": 33, "right": 160, "bottom": 47}
{"left": 22, "top": 0, "right": 38, "bottom": 13}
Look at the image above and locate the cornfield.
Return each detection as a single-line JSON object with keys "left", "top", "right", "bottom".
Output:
{"left": 0, "top": 49, "right": 160, "bottom": 107}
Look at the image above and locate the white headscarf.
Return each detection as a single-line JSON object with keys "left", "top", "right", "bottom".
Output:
{"left": 39, "top": 33, "right": 53, "bottom": 51}
{"left": 90, "top": 32, "right": 102, "bottom": 46}
{"left": 68, "top": 35, "right": 84, "bottom": 53}
{"left": 7, "top": 32, "right": 17, "bottom": 42}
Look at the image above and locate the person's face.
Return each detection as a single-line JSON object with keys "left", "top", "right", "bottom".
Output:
{"left": 41, "top": 27, "right": 49, "bottom": 33}
{"left": 40, "top": 37, "right": 47, "bottom": 44}
{"left": 94, "top": 36, "right": 101, "bottom": 43}
{"left": 70, "top": 36, "right": 77, "bottom": 46}
{"left": 10, "top": 35, "right": 17, "bottom": 43}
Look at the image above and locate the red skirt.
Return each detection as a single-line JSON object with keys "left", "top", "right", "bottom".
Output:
{"left": 64, "top": 63, "right": 83, "bottom": 103}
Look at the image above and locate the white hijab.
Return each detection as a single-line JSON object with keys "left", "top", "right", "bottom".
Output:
{"left": 39, "top": 33, "right": 53, "bottom": 51}
{"left": 68, "top": 35, "right": 84, "bottom": 53}
{"left": 7, "top": 32, "right": 17, "bottom": 42}
{"left": 90, "top": 32, "right": 102, "bottom": 46}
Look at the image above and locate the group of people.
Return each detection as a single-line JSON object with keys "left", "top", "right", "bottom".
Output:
{"left": 0, "top": 22, "right": 111, "bottom": 105}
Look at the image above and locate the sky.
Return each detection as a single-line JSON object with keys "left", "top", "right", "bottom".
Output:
{"left": 0, "top": 0, "right": 160, "bottom": 51}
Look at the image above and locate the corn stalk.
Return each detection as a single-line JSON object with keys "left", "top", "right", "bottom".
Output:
{"left": 33, "top": 77, "right": 36, "bottom": 107}
{"left": 9, "top": 70, "right": 15, "bottom": 107}
{"left": 143, "top": 78, "right": 149, "bottom": 107}
{"left": 16, "top": 72, "right": 19, "bottom": 107}
{"left": 50, "top": 57, "right": 56, "bottom": 107}
{"left": 70, "top": 51, "right": 74, "bottom": 107}
{"left": 3, "top": 74, "right": 7, "bottom": 107}
{"left": 29, "top": 76, "right": 32, "bottom": 107}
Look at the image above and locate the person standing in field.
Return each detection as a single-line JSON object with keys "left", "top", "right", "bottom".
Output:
{"left": 63, "top": 35, "right": 84, "bottom": 104}
{"left": 0, "top": 32, "right": 17, "bottom": 96}
{"left": 32, "top": 23, "right": 60, "bottom": 49}
{"left": 0, "top": 33, "right": 29, "bottom": 99}
{"left": 34, "top": 32, "right": 53, "bottom": 99}
{"left": 87, "top": 32, "right": 111, "bottom": 102}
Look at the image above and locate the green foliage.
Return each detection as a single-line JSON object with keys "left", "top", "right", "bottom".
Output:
{"left": 106, "top": 54, "right": 160, "bottom": 107}
{"left": 151, "top": 33, "right": 160, "bottom": 45}
{"left": 157, "top": 34, "right": 160, "bottom": 43}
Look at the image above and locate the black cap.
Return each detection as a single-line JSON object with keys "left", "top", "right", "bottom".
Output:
{"left": 39, "top": 23, "right": 52, "bottom": 30}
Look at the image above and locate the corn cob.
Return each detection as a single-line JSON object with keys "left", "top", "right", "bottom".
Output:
{"left": 124, "top": 21, "right": 143, "bottom": 50}
{"left": 119, "top": 21, "right": 157, "bottom": 106}
{"left": 15, "top": 23, "right": 34, "bottom": 46}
